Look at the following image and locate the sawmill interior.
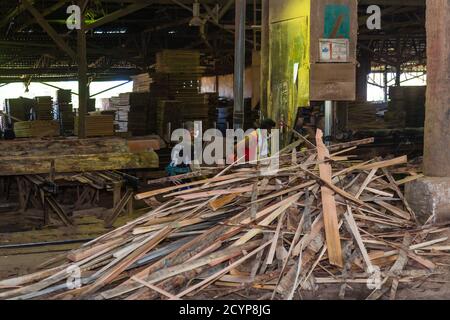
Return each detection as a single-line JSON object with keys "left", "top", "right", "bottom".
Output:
{"left": 0, "top": 0, "right": 450, "bottom": 303}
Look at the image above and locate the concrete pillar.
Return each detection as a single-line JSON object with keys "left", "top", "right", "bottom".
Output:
{"left": 406, "top": 0, "right": 450, "bottom": 223}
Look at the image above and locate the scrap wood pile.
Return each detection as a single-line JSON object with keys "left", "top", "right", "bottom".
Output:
{"left": 1, "top": 130, "right": 449, "bottom": 300}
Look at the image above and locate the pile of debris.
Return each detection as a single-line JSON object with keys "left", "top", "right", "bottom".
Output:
{"left": 0, "top": 130, "right": 448, "bottom": 300}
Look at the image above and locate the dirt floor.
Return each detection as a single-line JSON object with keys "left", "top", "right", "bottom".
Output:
{"left": 0, "top": 208, "right": 144, "bottom": 281}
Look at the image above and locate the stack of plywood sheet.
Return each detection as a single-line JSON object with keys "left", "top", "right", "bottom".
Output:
{"left": 155, "top": 50, "right": 205, "bottom": 74}
{"left": 125, "top": 93, "right": 155, "bottom": 137}
{"left": 4, "top": 98, "right": 35, "bottom": 124}
{"left": 34, "top": 96, "right": 54, "bottom": 120}
{"left": 14, "top": 120, "right": 60, "bottom": 138}
{"left": 75, "top": 113, "right": 114, "bottom": 137}
{"left": 132, "top": 73, "right": 152, "bottom": 93}
{"left": 150, "top": 73, "right": 213, "bottom": 129}
{"left": 105, "top": 96, "right": 130, "bottom": 133}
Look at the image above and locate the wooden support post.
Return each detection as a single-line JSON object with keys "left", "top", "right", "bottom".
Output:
{"left": 16, "top": 177, "right": 26, "bottom": 213}
{"left": 127, "top": 188, "right": 134, "bottom": 216}
{"left": 423, "top": 0, "right": 450, "bottom": 177}
{"left": 112, "top": 182, "right": 122, "bottom": 209}
{"left": 77, "top": 0, "right": 87, "bottom": 138}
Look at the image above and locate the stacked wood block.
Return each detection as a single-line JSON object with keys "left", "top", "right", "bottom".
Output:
{"left": 384, "top": 86, "right": 426, "bottom": 128}
{"left": 156, "top": 100, "right": 183, "bottom": 142}
{"left": 155, "top": 50, "right": 205, "bottom": 74}
{"left": 0, "top": 137, "right": 159, "bottom": 176}
{"left": 4, "top": 97, "right": 35, "bottom": 123}
{"left": 14, "top": 120, "right": 60, "bottom": 138}
{"left": 56, "top": 89, "right": 75, "bottom": 135}
{"left": 126, "top": 93, "right": 155, "bottom": 136}
{"left": 132, "top": 73, "right": 152, "bottom": 93}
{"left": 105, "top": 93, "right": 154, "bottom": 136}
{"left": 34, "top": 96, "right": 54, "bottom": 120}
{"left": 75, "top": 113, "right": 114, "bottom": 137}
{"left": 105, "top": 96, "right": 130, "bottom": 133}
{"left": 149, "top": 49, "right": 217, "bottom": 130}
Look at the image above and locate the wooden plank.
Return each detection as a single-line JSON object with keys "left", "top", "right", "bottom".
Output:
{"left": 316, "top": 129, "right": 343, "bottom": 268}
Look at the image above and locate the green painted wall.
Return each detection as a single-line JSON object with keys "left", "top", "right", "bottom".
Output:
{"left": 263, "top": 0, "right": 311, "bottom": 144}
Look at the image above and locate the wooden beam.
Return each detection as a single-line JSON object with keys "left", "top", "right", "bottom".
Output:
{"left": 85, "top": 2, "right": 153, "bottom": 31}
{"left": 21, "top": 0, "right": 77, "bottom": 61}
{"left": 0, "top": 1, "right": 33, "bottom": 28}
{"left": 18, "top": 0, "right": 68, "bottom": 31}
{"left": 316, "top": 129, "right": 343, "bottom": 268}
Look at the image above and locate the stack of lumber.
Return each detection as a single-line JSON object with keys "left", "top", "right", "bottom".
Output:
{"left": 347, "top": 102, "right": 387, "bottom": 131}
{"left": 132, "top": 73, "right": 152, "bottom": 93}
{"left": 75, "top": 113, "right": 114, "bottom": 137}
{"left": 384, "top": 86, "right": 426, "bottom": 128}
{"left": 56, "top": 90, "right": 75, "bottom": 135}
{"left": 0, "top": 137, "right": 159, "bottom": 176}
{"left": 150, "top": 73, "right": 213, "bottom": 128}
{"left": 34, "top": 96, "right": 54, "bottom": 120}
{"left": 156, "top": 100, "right": 183, "bottom": 142}
{"left": 155, "top": 50, "right": 205, "bottom": 74}
{"left": 105, "top": 93, "right": 155, "bottom": 136}
{"left": 4, "top": 98, "right": 35, "bottom": 123}
{"left": 105, "top": 96, "right": 130, "bottom": 133}
{"left": 150, "top": 49, "right": 214, "bottom": 129}
{"left": 1, "top": 131, "right": 447, "bottom": 300}
{"left": 13, "top": 120, "right": 60, "bottom": 138}
{"left": 125, "top": 93, "right": 155, "bottom": 137}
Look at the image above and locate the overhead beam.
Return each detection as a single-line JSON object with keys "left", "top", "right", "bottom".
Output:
{"left": 85, "top": 2, "right": 154, "bottom": 31}
{"left": 21, "top": 0, "right": 77, "bottom": 61}
{"left": 18, "top": 0, "right": 68, "bottom": 31}
{"left": 359, "top": 0, "right": 425, "bottom": 5}
{"left": 90, "top": 80, "right": 132, "bottom": 98}
{"left": 0, "top": 1, "right": 34, "bottom": 28}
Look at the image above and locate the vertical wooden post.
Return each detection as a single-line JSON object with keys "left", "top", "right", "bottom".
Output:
{"left": 233, "top": 0, "right": 246, "bottom": 129}
{"left": 423, "top": 0, "right": 450, "bottom": 177}
{"left": 260, "top": 0, "right": 269, "bottom": 118}
{"left": 77, "top": 0, "right": 87, "bottom": 138}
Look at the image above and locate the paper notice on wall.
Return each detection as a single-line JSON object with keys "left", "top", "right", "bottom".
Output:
{"left": 319, "top": 39, "right": 349, "bottom": 63}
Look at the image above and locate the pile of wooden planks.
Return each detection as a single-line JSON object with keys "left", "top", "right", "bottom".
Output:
{"left": 132, "top": 73, "right": 152, "bottom": 93}
{"left": 13, "top": 120, "right": 60, "bottom": 138}
{"left": 75, "top": 113, "right": 114, "bottom": 137}
{"left": 0, "top": 137, "right": 160, "bottom": 175}
{"left": 4, "top": 97, "right": 35, "bottom": 123}
{"left": 155, "top": 50, "right": 205, "bottom": 74}
{"left": 34, "top": 96, "right": 54, "bottom": 120}
{"left": 0, "top": 130, "right": 447, "bottom": 300}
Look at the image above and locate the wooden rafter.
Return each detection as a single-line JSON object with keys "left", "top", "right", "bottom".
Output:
{"left": 21, "top": 0, "right": 77, "bottom": 61}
